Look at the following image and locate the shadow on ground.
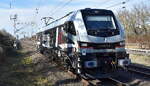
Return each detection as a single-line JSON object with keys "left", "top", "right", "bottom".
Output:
{"left": 53, "top": 78, "right": 81, "bottom": 86}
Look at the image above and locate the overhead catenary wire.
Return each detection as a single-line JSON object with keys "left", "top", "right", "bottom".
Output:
{"left": 46, "top": 0, "right": 132, "bottom": 25}
{"left": 10, "top": 0, "right": 14, "bottom": 9}
{"left": 35, "top": 0, "right": 47, "bottom": 14}
{"left": 106, "top": 0, "right": 130, "bottom": 9}
{"left": 48, "top": 0, "right": 123, "bottom": 24}
{"left": 36, "top": 0, "right": 44, "bottom": 9}
{"left": 49, "top": 0, "right": 73, "bottom": 17}
{"left": 38, "top": 0, "right": 72, "bottom": 25}
{"left": 50, "top": 0, "right": 126, "bottom": 17}
{"left": 41, "top": 0, "right": 73, "bottom": 25}
{"left": 49, "top": 0, "right": 65, "bottom": 14}
{"left": 95, "top": 0, "right": 116, "bottom": 8}
{"left": 106, "top": 1, "right": 125, "bottom": 9}
{"left": 50, "top": 0, "right": 120, "bottom": 18}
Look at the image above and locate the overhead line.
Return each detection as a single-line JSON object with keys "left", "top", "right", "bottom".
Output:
{"left": 95, "top": 0, "right": 115, "bottom": 8}
{"left": 49, "top": 0, "right": 64, "bottom": 13}
{"left": 106, "top": 1, "right": 125, "bottom": 9}
{"left": 50, "top": 0, "right": 73, "bottom": 17}
{"left": 10, "top": 0, "right": 16, "bottom": 9}
{"left": 106, "top": 0, "right": 130, "bottom": 9}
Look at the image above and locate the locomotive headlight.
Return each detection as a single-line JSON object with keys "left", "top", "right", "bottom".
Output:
{"left": 116, "top": 41, "right": 125, "bottom": 48}
{"left": 120, "top": 41, "right": 125, "bottom": 46}
{"left": 81, "top": 43, "right": 87, "bottom": 47}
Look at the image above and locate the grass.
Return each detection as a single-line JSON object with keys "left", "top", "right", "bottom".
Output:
{"left": 0, "top": 30, "right": 52, "bottom": 86}
{"left": 126, "top": 45, "right": 140, "bottom": 49}
{"left": 126, "top": 43, "right": 150, "bottom": 67}
{"left": 130, "top": 54, "right": 150, "bottom": 66}
{"left": 0, "top": 50, "right": 52, "bottom": 86}
{"left": 21, "top": 56, "right": 33, "bottom": 65}
{"left": 126, "top": 42, "right": 150, "bottom": 49}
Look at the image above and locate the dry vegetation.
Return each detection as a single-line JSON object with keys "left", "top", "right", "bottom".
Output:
{"left": 130, "top": 54, "right": 150, "bottom": 67}
{"left": 0, "top": 38, "right": 83, "bottom": 86}
{"left": 0, "top": 29, "right": 16, "bottom": 62}
{"left": 118, "top": 3, "right": 150, "bottom": 67}
{"left": 117, "top": 3, "right": 150, "bottom": 49}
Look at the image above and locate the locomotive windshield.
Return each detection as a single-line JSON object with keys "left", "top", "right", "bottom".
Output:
{"left": 85, "top": 16, "right": 116, "bottom": 30}
{"left": 81, "top": 9, "right": 119, "bottom": 37}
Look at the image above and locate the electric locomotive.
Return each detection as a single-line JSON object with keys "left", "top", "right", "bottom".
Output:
{"left": 36, "top": 8, "right": 131, "bottom": 79}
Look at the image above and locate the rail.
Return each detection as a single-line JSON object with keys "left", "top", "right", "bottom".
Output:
{"left": 126, "top": 48, "right": 150, "bottom": 55}
{"left": 68, "top": 70, "right": 129, "bottom": 86}
{"left": 107, "top": 78, "right": 129, "bottom": 86}
{"left": 127, "top": 64, "right": 150, "bottom": 77}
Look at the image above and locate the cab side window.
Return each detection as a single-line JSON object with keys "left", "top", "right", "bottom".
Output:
{"left": 49, "top": 28, "right": 56, "bottom": 47}
{"left": 64, "top": 21, "right": 76, "bottom": 35}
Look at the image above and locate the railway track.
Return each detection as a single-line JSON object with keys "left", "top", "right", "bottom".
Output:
{"left": 48, "top": 54, "right": 150, "bottom": 86}
{"left": 47, "top": 56, "right": 150, "bottom": 86}
{"left": 82, "top": 78, "right": 129, "bottom": 86}
{"left": 127, "top": 64, "right": 150, "bottom": 77}
{"left": 106, "top": 78, "right": 129, "bottom": 86}
{"left": 68, "top": 70, "right": 129, "bottom": 86}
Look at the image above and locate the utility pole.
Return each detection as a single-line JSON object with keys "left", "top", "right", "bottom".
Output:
{"left": 10, "top": 14, "right": 19, "bottom": 49}
{"left": 122, "top": 1, "right": 126, "bottom": 9}
{"left": 36, "top": 8, "right": 39, "bottom": 14}
{"left": 41, "top": 17, "right": 54, "bottom": 26}
{"left": 10, "top": 14, "right": 18, "bottom": 38}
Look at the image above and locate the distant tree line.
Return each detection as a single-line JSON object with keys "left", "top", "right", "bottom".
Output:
{"left": 117, "top": 3, "right": 150, "bottom": 48}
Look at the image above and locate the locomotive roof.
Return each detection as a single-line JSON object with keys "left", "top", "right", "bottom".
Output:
{"left": 37, "top": 8, "right": 113, "bottom": 33}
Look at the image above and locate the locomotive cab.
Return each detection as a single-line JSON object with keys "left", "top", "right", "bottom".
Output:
{"left": 72, "top": 9, "right": 131, "bottom": 79}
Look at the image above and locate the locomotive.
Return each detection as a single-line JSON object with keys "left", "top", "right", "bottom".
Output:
{"left": 36, "top": 8, "right": 131, "bottom": 79}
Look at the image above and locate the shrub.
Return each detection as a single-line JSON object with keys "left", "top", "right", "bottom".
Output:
{"left": 0, "top": 29, "right": 16, "bottom": 62}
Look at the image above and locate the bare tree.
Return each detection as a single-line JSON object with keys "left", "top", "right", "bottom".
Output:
{"left": 117, "top": 3, "right": 150, "bottom": 48}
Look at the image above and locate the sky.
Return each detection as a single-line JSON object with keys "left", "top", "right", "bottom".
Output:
{"left": 0, "top": 0, "right": 149, "bottom": 38}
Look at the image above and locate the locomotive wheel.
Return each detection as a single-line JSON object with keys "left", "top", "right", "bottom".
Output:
{"left": 39, "top": 49, "right": 44, "bottom": 54}
{"left": 38, "top": 46, "right": 45, "bottom": 54}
